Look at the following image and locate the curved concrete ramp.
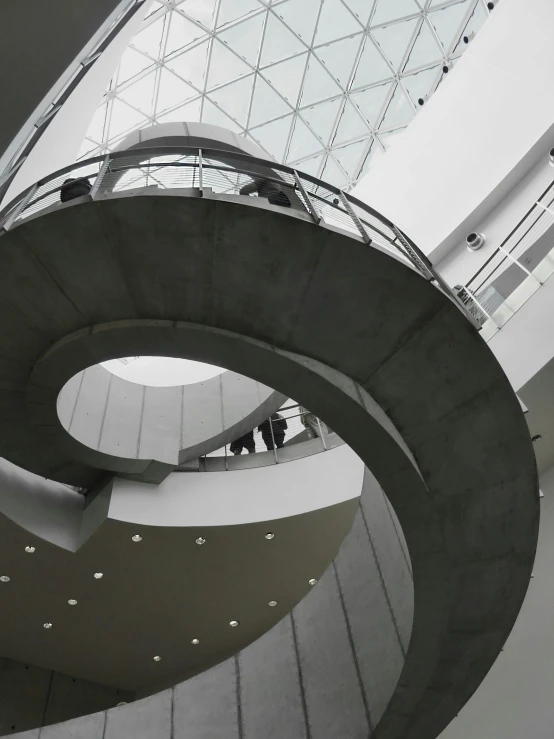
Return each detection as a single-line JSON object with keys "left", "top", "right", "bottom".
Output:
{"left": 57, "top": 364, "right": 286, "bottom": 482}
{"left": 0, "top": 191, "right": 539, "bottom": 738}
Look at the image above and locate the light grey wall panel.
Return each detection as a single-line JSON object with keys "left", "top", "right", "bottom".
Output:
{"left": 173, "top": 659, "right": 238, "bottom": 739}
{"left": 239, "top": 616, "right": 307, "bottom": 739}
{"left": 98, "top": 375, "right": 143, "bottom": 458}
{"left": 293, "top": 565, "right": 370, "bottom": 739}
{"left": 69, "top": 366, "right": 111, "bottom": 451}
{"left": 334, "top": 509, "right": 405, "bottom": 725}
{"left": 104, "top": 690, "right": 171, "bottom": 739}
{"left": 360, "top": 470, "right": 413, "bottom": 651}
{"left": 139, "top": 386, "right": 181, "bottom": 464}
{"left": 181, "top": 380, "right": 222, "bottom": 448}
{"left": 41, "top": 712, "right": 105, "bottom": 739}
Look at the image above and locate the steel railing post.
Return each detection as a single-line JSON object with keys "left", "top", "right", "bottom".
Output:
{"left": 198, "top": 148, "right": 204, "bottom": 197}
{"left": 339, "top": 191, "right": 372, "bottom": 244}
{"left": 316, "top": 417, "right": 327, "bottom": 451}
{"left": 293, "top": 171, "right": 321, "bottom": 223}
{"left": 269, "top": 417, "right": 278, "bottom": 464}
{"left": 90, "top": 155, "right": 111, "bottom": 200}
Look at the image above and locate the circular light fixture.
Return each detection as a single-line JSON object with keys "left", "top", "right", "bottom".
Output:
{"left": 24, "top": 546, "right": 35, "bottom": 554}
{"left": 0, "top": 575, "right": 10, "bottom": 583}
{"left": 229, "top": 620, "right": 239, "bottom": 628}
{"left": 195, "top": 537, "right": 206, "bottom": 545}
{"left": 265, "top": 532, "right": 274, "bottom": 540}
{"left": 309, "top": 578, "right": 317, "bottom": 586}
{"left": 43, "top": 623, "right": 53, "bottom": 629}
{"left": 153, "top": 655, "right": 161, "bottom": 662}
{"left": 268, "top": 600, "right": 277, "bottom": 607}
{"left": 68, "top": 599, "right": 78, "bottom": 606}
{"left": 132, "top": 534, "right": 142, "bottom": 542}
{"left": 93, "top": 572, "right": 103, "bottom": 579}
{"left": 191, "top": 638, "right": 200, "bottom": 645}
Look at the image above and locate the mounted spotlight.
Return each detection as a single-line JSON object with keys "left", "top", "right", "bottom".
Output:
{"left": 463, "top": 31, "right": 476, "bottom": 44}
{"left": 466, "top": 232, "right": 486, "bottom": 251}
{"left": 418, "top": 95, "right": 428, "bottom": 107}
{"left": 442, "top": 61, "right": 453, "bottom": 74}
{"left": 549, "top": 148, "right": 554, "bottom": 166}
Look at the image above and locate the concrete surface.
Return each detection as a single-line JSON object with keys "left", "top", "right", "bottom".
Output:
{"left": 57, "top": 363, "right": 285, "bottom": 481}
{"left": 0, "top": 189, "right": 538, "bottom": 738}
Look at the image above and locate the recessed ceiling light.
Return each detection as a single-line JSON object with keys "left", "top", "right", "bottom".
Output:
{"left": 132, "top": 534, "right": 142, "bottom": 542}
{"left": 265, "top": 532, "right": 274, "bottom": 540}
{"left": 195, "top": 537, "right": 206, "bottom": 545}
{"left": 0, "top": 575, "right": 10, "bottom": 583}
{"left": 25, "top": 546, "right": 35, "bottom": 554}
{"left": 229, "top": 620, "right": 239, "bottom": 627}
{"left": 43, "top": 622, "right": 53, "bottom": 629}
{"left": 153, "top": 655, "right": 161, "bottom": 662}
{"left": 309, "top": 578, "right": 317, "bottom": 586}
{"left": 191, "top": 638, "right": 200, "bottom": 645}
{"left": 268, "top": 600, "right": 277, "bottom": 607}
{"left": 93, "top": 573, "right": 103, "bottom": 579}
{"left": 68, "top": 599, "right": 77, "bottom": 606}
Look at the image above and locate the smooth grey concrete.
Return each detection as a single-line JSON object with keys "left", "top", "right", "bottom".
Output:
{"left": 57, "top": 363, "right": 285, "bottom": 481}
{"left": 0, "top": 657, "right": 131, "bottom": 736}
{"left": 0, "top": 187, "right": 538, "bottom": 737}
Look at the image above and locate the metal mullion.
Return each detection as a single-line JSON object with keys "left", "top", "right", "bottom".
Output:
{"left": 447, "top": 0, "right": 479, "bottom": 56}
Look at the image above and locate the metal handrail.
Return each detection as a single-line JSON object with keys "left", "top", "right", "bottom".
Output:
{"left": 0, "top": 145, "right": 475, "bottom": 326}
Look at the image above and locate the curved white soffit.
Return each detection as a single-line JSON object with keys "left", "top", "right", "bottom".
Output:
{"left": 109, "top": 444, "right": 364, "bottom": 527}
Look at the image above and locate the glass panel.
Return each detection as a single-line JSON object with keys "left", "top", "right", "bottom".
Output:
{"left": 275, "top": 0, "right": 322, "bottom": 45}
{"left": 332, "top": 99, "right": 372, "bottom": 145}
{"left": 313, "top": 0, "right": 364, "bottom": 47}
{"left": 343, "top": 0, "right": 375, "bottom": 26}
{"left": 211, "top": 75, "right": 256, "bottom": 127}
{"left": 371, "top": 18, "right": 419, "bottom": 71}
{"left": 317, "top": 34, "right": 364, "bottom": 87}
{"left": 131, "top": 18, "right": 165, "bottom": 58}
{"left": 219, "top": 11, "right": 266, "bottom": 66}
{"left": 259, "top": 13, "right": 306, "bottom": 66}
{"left": 351, "top": 36, "right": 394, "bottom": 89}
{"left": 117, "top": 72, "right": 156, "bottom": 115}
{"left": 294, "top": 153, "right": 324, "bottom": 177}
{"left": 322, "top": 156, "right": 350, "bottom": 190}
{"left": 301, "top": 97, "right": 343, "bottom": 145}
{"left": 404, "top": 19, "right": 443, "bottom": 72}
{"left": 117, "top": 48, "right": 155, "bottom": 86}
{"left": 249, "top": 76, "right": 292, "bottom": 127}
{"left": 108, "top": 100, "right": 149, "bottom": 140}
{"left": 429, "top": 0, "right": 472, "bottom": 53}
{"left": 250, "top": 115, "right": 294, "bottom": 160}
{"left": 201, "top": 99, "right": 243, "bottom": 132}
{"left": 156, "top": 69, "right": 198, "bottom": 113}
{"left": 261, "top": 53, "right": 309, "bottom": 106}
{"left": 452, "top": 2, "right": 488, "bottom": 55}
{"left": 180, "top": 0, "right": 218, "bottom": 29}
{"left": 381, "top": 84, "right": 415, "bottom": 129}
{"left": 165, "top": 11, "right": 207, "bottom": 56}
{"left": 332, "top": 139, "right": 368, "bottom": 178}
{"left": 156, "top": 97, "right": 202, "bottom": 123}
{"left": 401, "top": 66, "right": 440, "bottom": 107}
{"left": 216, "top": 0, "right": 261, "bottom": 28}
{"left": 351, "top": 82, "right": 392, "bottom": 127}
{"left": 166, "top": 41, "right": 210, "bottom": 89}
{"left": 206, "top": 40, "right": 252, "bottom": 89}
{"left": 371, "top": 0, "right": 420, "bottom": 26}
{"left": 287, "top": 117, "right": 324, "bottom": 161}
{"left": 299, "top": 56, "right": 342, "bottom": 107}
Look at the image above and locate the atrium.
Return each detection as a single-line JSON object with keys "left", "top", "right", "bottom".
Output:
{"left": 0, "top": 2, "right": 550, "bottom": 739}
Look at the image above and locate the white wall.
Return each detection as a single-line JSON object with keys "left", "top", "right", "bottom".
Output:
{"left": 109, "top": 444, "right": 363, "bottom": 527}
{"left": 353, "top": 0, "right": 554, "bottom": 263}
{"left": 439, "top": 463, "right": 554, "bottom": 739}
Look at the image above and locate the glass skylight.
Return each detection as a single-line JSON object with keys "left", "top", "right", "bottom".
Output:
{"left": 80, "top": 0, "right": 491, "bottom": 189}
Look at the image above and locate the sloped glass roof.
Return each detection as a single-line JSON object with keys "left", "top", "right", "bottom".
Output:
{"left": 80, "top": 0, "right": 491, "bottom": 189}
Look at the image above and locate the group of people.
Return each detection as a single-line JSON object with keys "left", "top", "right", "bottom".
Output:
{"left": 229, "top": 407, "right": 331, "bottom": 455}
{"left": 230, "top": 412, "right": 288, "bottom": 455}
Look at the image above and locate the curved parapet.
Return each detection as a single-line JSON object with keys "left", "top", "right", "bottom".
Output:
{"left": 0, "top": 152, "right": 539, "bottom": 739}
{"left": 57, "top": 364, "right": 285, "bottom": 482}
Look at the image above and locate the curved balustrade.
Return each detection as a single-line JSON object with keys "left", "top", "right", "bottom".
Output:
{"left": 0, "top": 146, "right": 475, "bottom": 327}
